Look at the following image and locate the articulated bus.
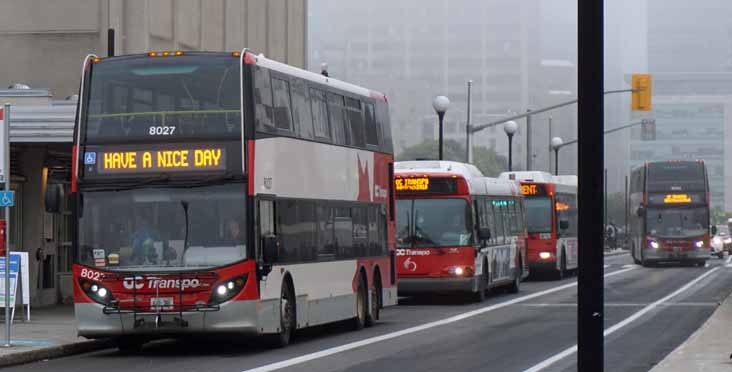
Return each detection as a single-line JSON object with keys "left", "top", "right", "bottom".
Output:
{"left": 45, "top": 50, "right": 397, "bottom": 349}
{"left": 629, "top": 160, "right": 711, "bottom": 266}
{"left": 499, "top": 172, "right": 578, "bottom": 279}
{"left": 395, "top": 161, "right": 528, "bottom": 301}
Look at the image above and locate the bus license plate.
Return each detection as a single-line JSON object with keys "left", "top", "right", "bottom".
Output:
{"left": 151, "top": 297, "right": 174, "bottom": 311}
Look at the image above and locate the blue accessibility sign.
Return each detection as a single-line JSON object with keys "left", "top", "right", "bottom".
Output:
{"left": 0, "top": 191, "right": 14, "bottom": 207}
{"left": 84, "top": 152, "right": 97, "bottom": 165}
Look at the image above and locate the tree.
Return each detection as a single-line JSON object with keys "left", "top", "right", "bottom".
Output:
{"left": 396, "top": 139, "right": 508, "bottom": 177}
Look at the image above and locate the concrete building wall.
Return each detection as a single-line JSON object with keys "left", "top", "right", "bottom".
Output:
{"left": 0, "top": 0, "right": 308, "bottom": 98}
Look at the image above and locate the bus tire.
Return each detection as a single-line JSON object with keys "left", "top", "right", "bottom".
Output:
{"left": 558, "top": 250, "right": 567, "bottom": 280}
{"left": 269, "top": 279, "right": 296, "bottom": 348}
{"left": 116, "top": 336, "right": 145, "bottom": 353}
{"left": 508, "top": 265, "right": 521, "bottom": 294}
{"left": 472, "top": 261, "right": 487, "bottom": 302}
{"left": 366, "top": 270, "right": 382, "bottom": 326}
{"left": 353, "top": 274, "right": 367, "bottom": 331}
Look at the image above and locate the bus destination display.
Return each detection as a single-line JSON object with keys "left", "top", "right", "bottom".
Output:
{"left": 520, "top": 183, "right": 547, "bottom": 196}
{"left": 89, "top": 147, "right": 226, "bottom": 174}
{"left": 395, "top": 177, "right": 457, "bottom": 194}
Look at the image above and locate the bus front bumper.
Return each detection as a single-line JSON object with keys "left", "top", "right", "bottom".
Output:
{"left": 644, "top": 248, "right": 711, "bottom": 261}
{"left": 398, "top": 275, "right": 481, "bottom": 295}
{"left": 75, "top": 300, "right": 263, "bottom": 339}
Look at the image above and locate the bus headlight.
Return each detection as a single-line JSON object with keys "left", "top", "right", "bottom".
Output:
{"left": 209, "top": 275, "right": 248, "bottom": 305}
{"left": 79, "top": 279, "right": 114, "bottom": 306}
{"left": 447, "top": 266, "right": 472, "bottom": 276}
{"left": 649, "top": 240, "right": 659, "bottom": 249}
{"left": 695, "top": 241, "right": 704, "bottom": 248}
{"left": 539, "top": 252, "right": 552, "bottom": 260}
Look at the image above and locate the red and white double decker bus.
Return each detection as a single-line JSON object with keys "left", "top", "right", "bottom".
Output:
{"left": 629, "top": 160, "right": 711, "bottom": 266}
{"left": 395, "top": 161, "right": 528, "bottom": 301}
{"left": 499, "top": 171, "right": 578, "bottom": 279}
{"left": 45, "top": 50, "right": 397, "bottom": 349}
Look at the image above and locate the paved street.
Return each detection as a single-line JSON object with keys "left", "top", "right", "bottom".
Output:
{"left": 4, "top": 252, "right": 730, "bottom": 372}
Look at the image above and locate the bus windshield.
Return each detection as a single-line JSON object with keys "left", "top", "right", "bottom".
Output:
{"left": 396, "top": 198, "right": 472, "bottom": 248}
{"left": 78, "top": 183, "right": 246, "bottom": 271}
{"left": 525, "top": 197, "right": 553, "bottom": 233}
{"left": 84, "top": 54, "right": 241, "bottom": 143}
{"left": 646, "top": 207, "right": 708, "bottom": 238}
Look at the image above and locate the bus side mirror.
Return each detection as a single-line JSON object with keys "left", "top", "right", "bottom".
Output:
{"left": 477, "top": 227, "right": 491, "bottom": 241}
{"left": 636, "top": 207, "right": 645, "bottom": 217}
{"left": 262, "top": 236, "right": 279, "bottom": 263}
{"left": 44, "top": 184, "right": 63, "bottom": 214}
{"left": 712, "top": 225, "right": 718, "bottom": 235}
{"left": 559, "top": 220, "right": 569, "bottom": 230}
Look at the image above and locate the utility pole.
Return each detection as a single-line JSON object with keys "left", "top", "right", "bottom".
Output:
{"left": 548, "top": 115, "right": 553, "bottom": 171}
{"left": 466, "top": 80, "right": 473, "bottom": 163}
{"left": 525, "top": 109, "right": 532, "bottom": 170}
{"left": 578, "top": 0, "right": 605, "bottom": 369}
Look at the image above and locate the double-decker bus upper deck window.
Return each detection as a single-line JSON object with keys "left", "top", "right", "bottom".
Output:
{"left": 364, "top": 102, "right": 380, "bottom": 147}
{"left": 327, "top": 92, "right": 349, "bottom": 145}
{"left": 271, "top": 76, "right": 294, "bottom": 131}
{"left": 647, "top": 162, "right": 706, "bottom": 192}
{"left": 310, "top": 88, "right": 331, "bottom": 140}
{"left": 85, "top": 55, "right": 241, "bottom": 143}
{"left": 346, "top": 97, "right": 366, "bottom": 147}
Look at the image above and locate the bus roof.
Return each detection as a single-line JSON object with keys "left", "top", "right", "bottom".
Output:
{"left": 498, "top": 171, "right": 554, "bottom": 183}
{"left": 395, "top": 161, "right": 521, "bottom": 197}
{"left": 395, "top": 161, "right": 484, "bottom": 179}
{"left": 245, "top": 51, "right": 387, "bottom": 102}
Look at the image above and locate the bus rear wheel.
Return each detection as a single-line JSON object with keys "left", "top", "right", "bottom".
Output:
{"left": 353, "top": 274, "right": 367, "bottom": 331}
{"left": 366, "top": 272, "right": 381, "bottom": 327}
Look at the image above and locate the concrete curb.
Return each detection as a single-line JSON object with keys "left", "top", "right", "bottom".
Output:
{"left": 0, "top": 339, "right": 114, "bottom": 368}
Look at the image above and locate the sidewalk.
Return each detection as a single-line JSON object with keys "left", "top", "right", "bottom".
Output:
{"left": 0, "top": 305, "right": 111, "bottom": 367}
{"left": 651, "top": 292, "right": 732, "bottom": 371}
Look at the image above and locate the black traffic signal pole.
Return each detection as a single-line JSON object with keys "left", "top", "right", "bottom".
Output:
{"left": 578, "top": 0, "right": 604, "bottom": 371}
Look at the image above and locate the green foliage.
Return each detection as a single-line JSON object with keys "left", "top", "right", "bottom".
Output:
{"left": 396, "top": 139, "right": 508, "bottom": 177}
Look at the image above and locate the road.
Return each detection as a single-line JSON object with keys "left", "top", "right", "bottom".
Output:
{"left": 8, "top": 253, "right": 732, "bottom": 372}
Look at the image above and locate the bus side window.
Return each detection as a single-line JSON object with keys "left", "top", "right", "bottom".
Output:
{"left": 258, "top": 199, "right": 275, "bottom": 262}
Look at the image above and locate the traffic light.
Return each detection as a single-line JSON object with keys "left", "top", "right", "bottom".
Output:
{"left": 641, "top": 118, "right": 656, "bottom": 141}
{"left": 632, "top": 74, "right": 652, "bottom": 111}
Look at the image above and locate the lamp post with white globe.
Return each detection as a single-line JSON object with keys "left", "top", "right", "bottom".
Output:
{"left": 503, "top": 121, "right": 518, "bottom": 171}
{"left": 551, "top": 136, "right": 564, "bottom": 175}
{"left": 432, "top": 96, "right": 450, "bottom": 160}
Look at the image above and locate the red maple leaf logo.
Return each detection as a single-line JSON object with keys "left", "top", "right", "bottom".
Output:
{"left": 357, "top": 155, "right": 371, "bottom": 201}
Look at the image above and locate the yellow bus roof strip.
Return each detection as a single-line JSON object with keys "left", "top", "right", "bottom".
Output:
{"left": 88, "top": 109, "right": 240, "bottom": 119}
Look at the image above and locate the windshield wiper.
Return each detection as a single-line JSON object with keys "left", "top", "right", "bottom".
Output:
{"left": 84, "top": 174, "right": 171, "bottom": 191}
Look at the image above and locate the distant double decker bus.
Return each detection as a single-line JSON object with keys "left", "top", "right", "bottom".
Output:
{"left": 629, "top": 160, "right": 711, "bottom": 266}
{"left": 395, "top": 161, "right": 528, "bottom": 301}
{"left": 499, "top": 172, "right": 578, "bottom": 279}
{"left": 46, "top": 50, "right": 397, "bottom": 350}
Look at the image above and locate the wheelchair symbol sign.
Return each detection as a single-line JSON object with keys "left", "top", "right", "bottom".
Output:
{"left": 0, "top": 191, "right": 14, "bottom": 207}
{"left": 84, "top": 152, "right": 97, "bottom": 165}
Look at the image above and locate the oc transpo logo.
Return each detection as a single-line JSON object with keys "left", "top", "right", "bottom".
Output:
{"left": 403, "top": 257, "right": 417, "bottom": 272}
{"left": 122, "top": 276, "right": 203, "bottom": 290}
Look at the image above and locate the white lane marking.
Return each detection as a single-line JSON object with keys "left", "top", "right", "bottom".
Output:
{"left": 522, "top": 267, "right": 720, "bottom": 372}
{"left": 622, "top": 264, "right": 635, "bottom": 269}
{"left": 243, "top": 267, "right": 636, "bottom": 372}
{"left": 726, "top": 254, "right": 732, "bottom": 264}
{"left": 520, "top": 302, "right": 718, "bottom": 308}
{"left": 603, "top": 265, "right": 610, "bottom": 269}
{"left": 705, "top": 262, "right": 710, "bottom": 268}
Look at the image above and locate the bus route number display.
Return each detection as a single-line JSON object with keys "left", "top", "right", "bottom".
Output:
{"left": 93, "top": 148, "right": 226, "bottom": 174}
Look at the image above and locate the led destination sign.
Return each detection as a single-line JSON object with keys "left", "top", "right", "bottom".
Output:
{"left": 93, "top": 148, "right": 226, "bottom": 174}
{"left": 521, "top": 183, "right": 547, "bottom": 196}
{"left": 395, "top": 177, "right": 458, "bottom": 194}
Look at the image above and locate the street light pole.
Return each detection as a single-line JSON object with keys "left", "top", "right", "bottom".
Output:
{"left": 551, "top": 137, "right": 563, "bottom": 176}
{"left": 504, "top": 121, "right": 518, "bottom": 171}
{"left": 432, "top": 96, "right": 450, "bottom": 161}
